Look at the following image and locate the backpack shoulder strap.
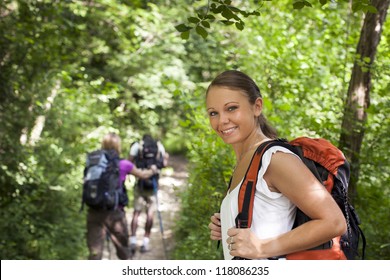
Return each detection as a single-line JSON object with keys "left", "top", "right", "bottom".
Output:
{"left": 156, "top": 141, "right": 162, "bottom": 161}
{"left": 237, "top": 139, "right": 295, "bottom": 228}
{"left": 138, "top": 140, "right": 144, "bottom": 159}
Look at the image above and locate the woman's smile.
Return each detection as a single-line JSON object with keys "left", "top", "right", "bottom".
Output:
{"left": 221, "top": 126, "right": 238, "bottom": 136}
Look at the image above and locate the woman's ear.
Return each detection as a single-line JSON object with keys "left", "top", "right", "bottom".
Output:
{"left": 253, "top": 97, "right": 263, "bottom": 117}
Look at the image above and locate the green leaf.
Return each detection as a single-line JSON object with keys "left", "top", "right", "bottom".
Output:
{"left": 175, "top": 23, "right": 191, "bottom": 32}
{"left": 363, "top": 57, "right": 371, "bottom": 63}
{"left": 212, "top": 5, "right": 224, "bottom": 14}
{"left": 221, "top": 7, "right": 235, "bottom": 20}
{"left": 235, "top": 21, "right": 244, "bottom": 31}
{"left": 319, "top": 0, "right": 327, "bottom": 6}
{"left": 351, "top": 3, "right": 362, "bottom": 12}
{"left": 293, "top": 0, "right": 312, "bottom": 9}
{"left": 221, "top": 20, "right": 235, "bottom": 26}
{"left": 229, "top": 6, "right": 241, "bottom": 13}
{"left": 180, "top": 30, "right": 190, "bottom": 40}
{"left": 195, "top": 26, "right": 208, "bottom": 39}
{"left": 201, "top": 20, "right": 210, "bottom": 28}
{"left": 304, "top": 1, "right": 313, "bottom": 7}
{"left": 366, "top": 5, "right": 378, "bottom": 14}
{"left": 293, "top": 2, "right": 305, "bottom": 9}
{"left": 188, "top": 17, "right": 200, "bottom": 24}
{"left": 241, "top": 11, "right": 249, "bottom": 17}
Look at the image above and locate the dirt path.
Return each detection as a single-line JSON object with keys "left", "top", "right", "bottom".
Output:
{"left": 102, "top": 154, "right": 188, "bottom": 260}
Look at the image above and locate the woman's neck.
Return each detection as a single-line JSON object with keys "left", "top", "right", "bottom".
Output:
{"left": 233, "top": 132, "right": 270, "bottom": 164}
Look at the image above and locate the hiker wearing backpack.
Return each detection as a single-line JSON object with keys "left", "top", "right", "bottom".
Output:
{"left": 128, "top": 134, "right": 168, "bottom": 255}
{"left": 83, "top": 133, "right": 158, "bottom": 260}
{"left": 206, "top": 70, "right": 349, "bottom": 260}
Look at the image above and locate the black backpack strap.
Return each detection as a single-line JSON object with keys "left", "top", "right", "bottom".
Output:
{"left": 139, "top": 140, "right": 144, "bottom": 159}
{"left": 359, "top": 226, "right": 367, "bottom": 259}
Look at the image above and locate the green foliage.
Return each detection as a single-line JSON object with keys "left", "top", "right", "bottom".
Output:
{"left": 172, "top": 0, "right": 390, "bottom": 260}
{"left": 0, "top": 0, "right": 388, "bottom": 260}
{"left": 356, "top": 60, "right": 390, "bottom": 258}
{"left": 0, "top": 145, "right": 88, "bottom": 259}
{"left": 175, "top": 0, "right": 260, "bottom": 39}
{"left": 0, "top": 0, "right": 190, "bottom": 259}
{"left": 175, "top": 0, "right": 378, "bottom": 39}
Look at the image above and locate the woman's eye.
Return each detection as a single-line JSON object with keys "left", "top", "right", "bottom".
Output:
{"left": 227, "top": 106, "right": 238, "bottom": 112}
{"left": 208, "top": 111, "right": 217, "bottom": 117}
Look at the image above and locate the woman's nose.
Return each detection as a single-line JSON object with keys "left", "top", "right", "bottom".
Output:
{"left": 219, "top": 112, "right": 229, "bottom": 124}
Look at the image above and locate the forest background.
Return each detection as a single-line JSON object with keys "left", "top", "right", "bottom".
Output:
{"left": 0, "top": 0, "right": 389, "bottom": 260}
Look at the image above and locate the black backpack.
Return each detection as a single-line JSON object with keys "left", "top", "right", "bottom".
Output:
{"left": 136, "top": 137, "right": 160, "bottom": 169}
{"left": 81, "top": 149, "right": 128, "bottom": 210}
{"left": 133, "top": 136, "right": 163, "bottom": 191}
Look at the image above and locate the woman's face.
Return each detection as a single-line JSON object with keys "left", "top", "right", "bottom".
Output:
{"left": 206, "top": 86, "right": 262, "bottom": 145}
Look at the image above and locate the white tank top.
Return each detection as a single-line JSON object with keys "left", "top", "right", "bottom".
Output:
{"left": 220, "top": 146, "right": 298, "bottom": 260}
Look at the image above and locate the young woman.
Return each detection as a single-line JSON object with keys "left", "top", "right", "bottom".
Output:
{"left": 86, "top": 132, "right": 157, "bottom": 260}
{"left": 207, "top": 70, "right": 346, "bottom": 260}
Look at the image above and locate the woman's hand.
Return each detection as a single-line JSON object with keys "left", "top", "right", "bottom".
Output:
{"left": 208, "top": 213, "right": 222, "bottom": 240}
{"left": 227, "top": 227, "right": 263, "bottom": 259}
{"left": 150, "top": 164, "right": 158, "bottom": 175}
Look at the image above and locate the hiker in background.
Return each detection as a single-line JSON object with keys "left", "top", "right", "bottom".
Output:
{"left": 206, "top": 70, "right": 347, "bottom": 260}
{"left": 85, "top": 133, "right": 158, "bottom": 260}
{"left": 128, "top": 134, "right": 168, "bottom": 255}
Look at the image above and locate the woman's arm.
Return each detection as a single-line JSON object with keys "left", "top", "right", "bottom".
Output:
{"left": 227, "top": 152, "right": 347, "bottom": 259}
{"left": 130, "top": 165, "right": 157, "bottom": 180}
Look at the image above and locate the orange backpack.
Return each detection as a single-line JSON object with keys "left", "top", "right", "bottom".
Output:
{"left": 234, "top": 137, "right": 365, "bottom": 260}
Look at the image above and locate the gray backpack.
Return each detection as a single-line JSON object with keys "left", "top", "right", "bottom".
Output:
{"left": 81, "top": 149, "right": 127, "bottom": 210}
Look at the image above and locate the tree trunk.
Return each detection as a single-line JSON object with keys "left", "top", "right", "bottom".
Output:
{"left": 339, "top": 0, "right": 389, "bottom": 200}
{"left": 20, "top": 80, "right": 60, "bottom": 146}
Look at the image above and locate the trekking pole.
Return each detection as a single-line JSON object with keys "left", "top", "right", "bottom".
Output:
{"left": 105, "top": 229, "right": 112, "bottom": 260}
{"left": 153, "top": 176, "right": 168, "bottom": 259}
